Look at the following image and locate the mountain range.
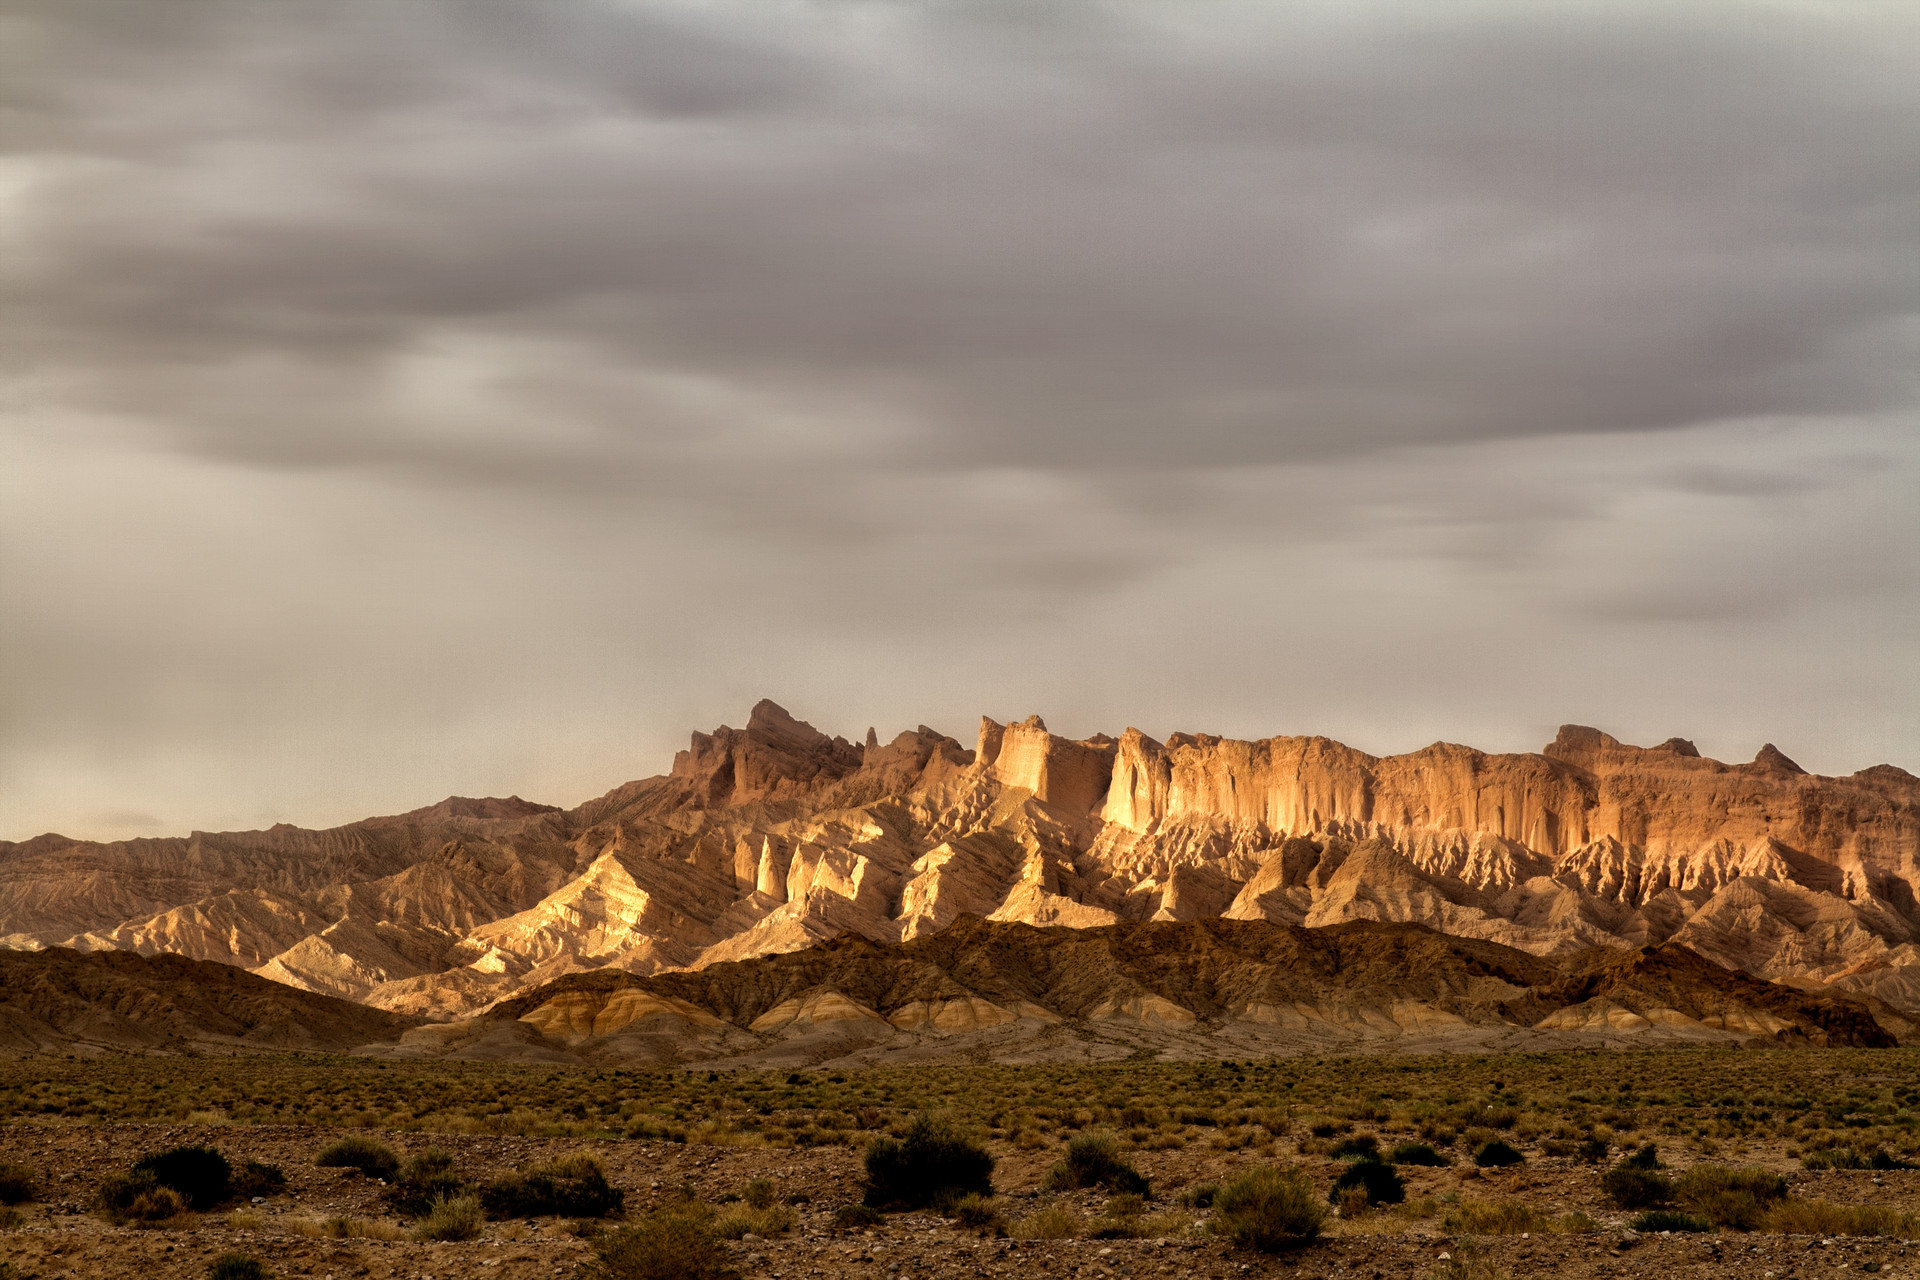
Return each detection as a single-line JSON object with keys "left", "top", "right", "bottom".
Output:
{"left": 4, "top": 699, "right": 1918, "bottom": 1024}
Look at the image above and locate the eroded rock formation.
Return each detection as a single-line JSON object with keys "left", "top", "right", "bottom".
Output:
{"left": 3, "top": 701, "right": 1918, "bottom": 1020}
{"left": 377, "top": 916, "right": 1900, "bottom": 1067}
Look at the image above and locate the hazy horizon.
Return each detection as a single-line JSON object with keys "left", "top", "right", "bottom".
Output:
{"left": 6, "top": 1, "right": 1917, "bottom": 842}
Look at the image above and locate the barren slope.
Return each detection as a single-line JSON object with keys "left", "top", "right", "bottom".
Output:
{"left": 0, "top": 947, "right": 422, "bottom": 1055}
{"left": 374, "top": 916, "right": 1896, "bottom": 1067}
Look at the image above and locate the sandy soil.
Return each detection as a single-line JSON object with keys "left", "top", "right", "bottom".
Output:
{"left": 2, "top": 1123, "right": 1918, "bottom": 1280}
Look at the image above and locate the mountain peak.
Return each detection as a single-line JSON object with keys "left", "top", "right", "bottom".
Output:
{"left": 1753, "top": 743, "right": 1808, "bottom": 775}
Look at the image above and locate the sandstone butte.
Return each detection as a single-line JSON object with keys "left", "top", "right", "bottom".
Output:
{"left": 3, "top": 699, "right": 1918, "bottom": 1032}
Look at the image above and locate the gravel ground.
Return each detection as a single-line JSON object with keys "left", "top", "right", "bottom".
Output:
{"left": 2, "top": 1123, "right": 1918, "bottom": 1279}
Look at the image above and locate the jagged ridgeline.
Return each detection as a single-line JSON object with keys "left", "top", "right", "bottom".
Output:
{"left": 3, "top": 699, "right": 1919, "bottom": 1028}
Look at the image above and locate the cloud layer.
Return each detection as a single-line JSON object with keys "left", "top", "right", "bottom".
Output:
{"left": 4, "top": 1, "right": 1917, "bottom": 838}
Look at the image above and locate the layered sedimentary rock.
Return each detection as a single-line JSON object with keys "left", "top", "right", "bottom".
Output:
{"left": 375, "top": 916, "right": 1898, "bottom": 1067}
{"left": 3, "top": 700, "right": 1918, "bottom": 1020}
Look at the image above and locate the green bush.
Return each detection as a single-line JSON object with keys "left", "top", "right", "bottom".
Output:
{"left": 1674, "top": 1166, "right": 1786, "bottom": 1231}
{"left": 97, "top": 1171, "right": 189, "bottom": 1224}
{"left": 133, "top": 1146, "right": 232, "bottom": 1209}
{"left": 1040, "top": 1132, "right": 1148, "bottom": 1196}
{"left": 950, "top": 1193, "right": 1005, "bottom": 1233}
{"left": 1177, "top": 1182, "right": 1218, "bottom": 1208}
{"left": 207, "top": 1255, "right": 273, "bottom": 1280}
{"left": 480, "top": 1154, "right": 624, "bottom": 1219}
{"left": 231, "top": 1160, "right": 286, "bottom": 1201}
{"left": 1328, "top": 1135, "right": 1380, "bottom": 1161}
{"left": 386, "top": 1149, "right": 467, "bottom": 1218}
{"left": 1208, "top": 1167, "right": 1326, "bottom": 1253}
{"left": 1473, "top": 1140, "right": 1524, "bottom": 1168}
{"left": 863, "top": 1115, "right": 996, "bottom": 1210}
{"left": 1389, "top": 1142, "right": 1448, "bottom": 1167}
{"left": 315, "top": 1136, "right": 399, "bottom": 1182}
{"left": 590, "top": 1207, "right": 736, "bottom": 1280}
{"left": 0, "top": 1164, "right": 34, "bottom": 1205}
{"left": 1801, "top": 1145, "right": 1915, "bottom": 1171}
{"left": 1329, "top": 1159, "right": 1404, "bottom": 1207}
{"left": 1600, "top": 1162, "right": 1675, "bottom": 1210}
{"left": 1630, "top": 1209, "right": 1709, "bottom": 1233}
{"left": 414, "top": 1192, "right": 483, "bottom": 1241}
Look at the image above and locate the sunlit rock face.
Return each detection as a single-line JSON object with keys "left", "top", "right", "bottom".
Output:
{"left": 4, "top": 701, "right": 1919, "bottom": 1019}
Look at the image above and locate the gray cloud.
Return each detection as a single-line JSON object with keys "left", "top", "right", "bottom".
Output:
{"left": 2, "top": 1, "right": 1917, "bottom": 838}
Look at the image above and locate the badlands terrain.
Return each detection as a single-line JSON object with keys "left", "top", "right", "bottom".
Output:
{"left": 2, "top": 916, "right": 1900, "bottom": 1064}
{"left": 3, "top": 700, "right": 1919, "bottom": 1041}
{"left": 3, "top": 699, "right": 1918, "bottom": 1035}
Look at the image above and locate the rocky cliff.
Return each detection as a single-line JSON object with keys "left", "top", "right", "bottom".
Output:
{"left": 4, "top": 700, "right": 1917, "bottom": 1019}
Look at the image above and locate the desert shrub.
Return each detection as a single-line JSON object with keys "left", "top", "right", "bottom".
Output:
{"left": 1764, "top": 1199, "right": 1920, "bottom": 1238}
{"left": 314, "top": 1136, "right": 399, "bottom": 1182}
{"left": 949, "top": 1193, "right": 1004, "bottom": 1233}
{"left": 1630, "top": 1209, "right": 1709, "bottom": 1233}
{"left": 863, "top": 1115, "right": 995, "bottom": 1210}
{"left": 1041, "top": 1132, "right": 1148, "bottom": 1196}
{"left": 1390, "top": 1142, "right": 1448, "bottom": 1167}
{"left": 1600, "top": 1162, "right": 1674, "bottom": 1210}
{"left": 0, "top": 1163, "right": 34, "bottom": 1204}
{"left": 589, "top": 1207, "right": 736, "bottom": 1280}
{"left": 231, "top": 1160, "right": 286, "bottom": 1201}
{"left": 1209, "top": 1166, "right": 1326, "bottom": 1253}
{"left": 1432, "top": 1243, "right": 1510, "bottom": 1280}
{"left": 386, "top": 1149, "right": 466, "bottom": 1218}
{"left": 1473, "top": 1140, "right": 1524, "bottom": 1168}
{"left": 1011, "top": 1204, "right": 1082, "bottom": 1240}
{"left": 133, "top": 1145, "right": 231, "bottom": 1209}
{"left": 832, "top": 1204, "right": 885, "bottom": 1229}
{"left": 0, "top": 1207, "right": 22, "bottom": 1230}
{"left": 1329, "top": 1159, "right": 1404, "bottom": 1207}
{"left": 1089, "top": 1211, "right": 1151, "bottom": 1239}
{"left": 1442, "top": 1198, "right": 1540, "bottom": 1236}
{"left": 414, "top": 1193, "right": 483, "bottom": 1242}
{"left": 1622, "top": 1144, "right": 1663, "bottom": 1169}
{"left": 1177, "top": 1182, "right": 1218, "bottom": 1208}
{"left": 98, "top": 1171, "right": 189, "bottom": 1224}
{"left": 207, "top": 1255, "right": 273, "bottom": 1280}
{"left": 482, "top": 1153, "right": 623, "bottom": 1219}
{"left": 307, "top": 1216, "right": 407, "bottom": 1241}
{"left": 1575, "top": 1139, "right": 1610, "bottom": 1164}
{"left": 1328, "top": 1134, "right": 1380, "bottom": 1161}
{"left": 714, "top": 1203, "right": 795, "bottom": 1239}
{"left": 1673, "top": 1166, "right": 1786, "bottom": 1231}
{"left": 742, "top": 1179, "right": 776, "bottom": 1210}
{"left": 1800, "top": 1144, "right": 1913, "bottom": 1171}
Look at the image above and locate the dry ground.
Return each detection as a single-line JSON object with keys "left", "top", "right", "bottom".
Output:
{"left": 4, "top": 1049, "right": 1920, "bottom": 1279}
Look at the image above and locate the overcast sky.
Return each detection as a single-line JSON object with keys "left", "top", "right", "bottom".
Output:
{"left": 4, "top": 0, "right": 1918, "bottom": 841}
